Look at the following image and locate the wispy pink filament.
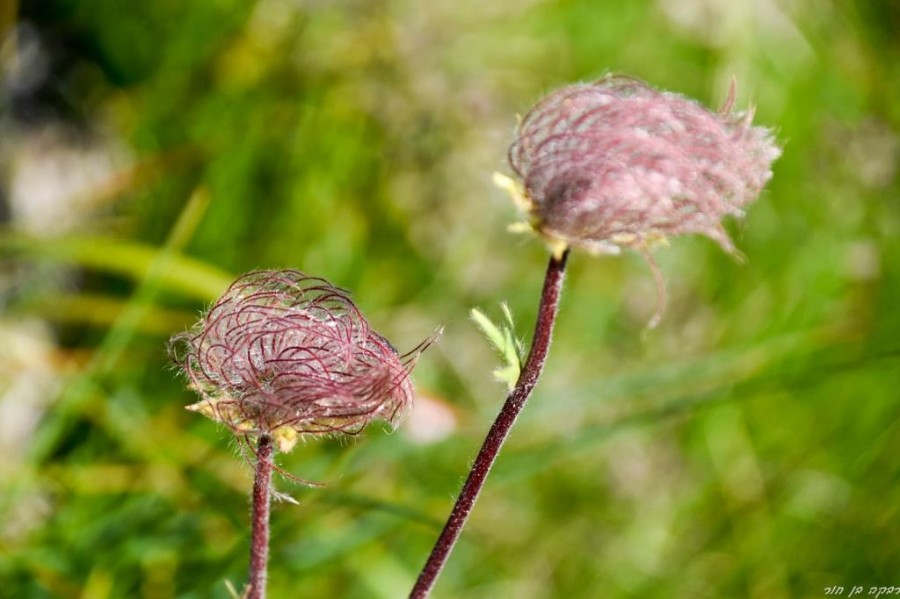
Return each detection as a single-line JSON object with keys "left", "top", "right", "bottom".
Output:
{"left": 170, "top": 270, "right": 431, "bottom": 437}
{"left": 509, "top": 75, "right": 781, "bottom": 254}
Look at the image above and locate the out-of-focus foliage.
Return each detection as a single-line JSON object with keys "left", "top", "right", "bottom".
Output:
{"left": 1, "top": 0, "right": 898, "bottom": 597}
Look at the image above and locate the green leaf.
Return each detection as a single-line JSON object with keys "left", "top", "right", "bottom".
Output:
{"left": 470, "top": 303, "right": 525, "bottom": 390}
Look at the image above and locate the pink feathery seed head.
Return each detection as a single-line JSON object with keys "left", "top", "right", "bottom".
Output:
{"left": 168, "top": 269, "right": 436, "bottom": 452}
{"left": 508, "top": 75, "right": 782, "bottom": 255}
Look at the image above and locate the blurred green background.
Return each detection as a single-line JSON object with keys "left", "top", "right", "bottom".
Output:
{"left": 1, "top": 0, "right": 898, "bottom": 597}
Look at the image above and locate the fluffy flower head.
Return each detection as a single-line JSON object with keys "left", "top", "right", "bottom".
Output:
{"left": 169, "top": 270, "right": 432, "bottom": 452}
{"left": 506, "top": 75, "right": 781, "bottom": 255}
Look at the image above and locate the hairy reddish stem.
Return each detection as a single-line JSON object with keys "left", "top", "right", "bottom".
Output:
{"left": 410, "top": 249, "right": 570, "bottom": 598}
{"left": 248, "top": 434, "right": 274, "bottom": 599}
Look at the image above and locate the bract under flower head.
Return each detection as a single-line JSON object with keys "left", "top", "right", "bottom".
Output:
{"left": 507, "top": 75, "right": 781, "bottom": 256}
{"left": 169, "top": 270, "right": 433, "bottom": 452}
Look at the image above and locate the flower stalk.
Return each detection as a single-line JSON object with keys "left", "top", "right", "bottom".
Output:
{"left": 169, "top": 269, "right": 435, "bottom": 598}
{"left": 412, "top": 74, "right": 779, "bottom": 596}
{"left": 410, "top": 249, "right": 570, "bottom": 598}
{"left": 248, "top": 434, "right": 274, "bottom": 599}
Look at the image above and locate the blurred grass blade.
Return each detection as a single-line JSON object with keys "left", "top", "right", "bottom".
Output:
{"left": 496, "top": 331, "right": 900, "bottom": 483}
{"left": 1, "top": 235, "right": 232, "bottom": 304}
{"left": 20, "top": 293, "right": 196, "bottom": 335}
{"left": 28, "top": 187, "right": 226, "bottom": 464}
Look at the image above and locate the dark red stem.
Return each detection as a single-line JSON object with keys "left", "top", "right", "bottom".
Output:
{"left": 248, "top": 434, "right": 274, "bottom": 599}
{"left": 410, "top": 249, "right": 570, "bottom": 598}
